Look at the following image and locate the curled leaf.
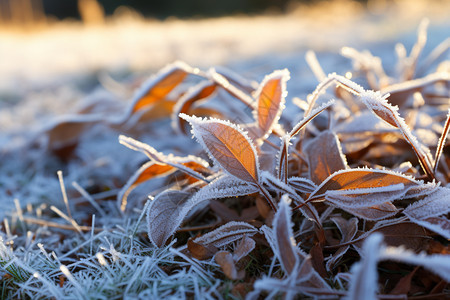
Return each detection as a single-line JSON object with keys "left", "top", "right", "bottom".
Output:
{"left": 128, "top": 61, "right": 193, "bottom": 114}
{"left": 172, "top": 81, "right": 217, "bottom": 134}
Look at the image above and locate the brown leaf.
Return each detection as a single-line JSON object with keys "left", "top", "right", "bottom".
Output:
{"left": 180, "top": 114, "right": 260, "bottom": 184}
{"left": 390, "top": 267, "right": 418, "bottom": 295}
{"left": 309, "top": 168, "right": 418, "bottom": 201}
{"left": 233, "top": 235, "right": 256, "bottom": 262}
{"left": 187, "top": 238, "right": 218, "bottom": 260}
{"left": 273, "top": 195, "right": 301, "bottom": 275}
{"left": 172, "top": 81, "right": 217, "bottom": 134}
{"left": 130, "top": 61, "right": 192, "bottom": 113}
{"left": 215, "top": 251, "right": 244, "bottom": 280}
{"left": 342, "top": 202, "right": 398, "bottom": 221}
{"left": 355, "top": 222, "right": 432, "bottom": 252}
{"left": 326, "top": 217, "right": 358, "bottom": 271}
{"left": 310, "top": 243, "right": 327, "bottom": 278}
{"left": 253, "top": 69, "right": 289, "bottom": 139}
{"left": 304, "top": 130, "right": 348, "bottom": 185}
{"left": 117, "top": 161, "right": 175, "bottom": 212}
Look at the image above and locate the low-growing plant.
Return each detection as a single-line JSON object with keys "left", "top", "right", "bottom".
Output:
{"left": 1, "top": 19, "right": 449, "bottom": 299}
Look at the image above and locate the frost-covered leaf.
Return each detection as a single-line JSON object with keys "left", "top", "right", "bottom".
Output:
{"left": 308, "top": 168, "right": 420, "bottom": 202}
{"left": 180, "top": 114, "right": 260, "bottom": 184}
{"left": 434, "top": 109, "right": 450, "bottom": 173}
{"left": 127, "top": 61, "right": 193, "bottom": 114}
{"left": 253, "top": 69, "right": 289, "bottom": 140}
{"left": 326, "top": 217, "right": 358, "bottom": 271}
{"left": 341, "top": 202, "right": 398, "bottom": 221}
{"left": 262, "top": 172, "right": 320, "bottom": 223}
{"left": 403, "top": 187, "right": 450, "bottom": 220}
{"left": 359, "top": 90, "right": 434, "bottom": 178}
{"left": 304, "top": 130, "right": 348, "bottom": 184}
{"left": 148, "top": 175, "right": 256, "bottom": 247}
{"left": 276, "top": 135, "right": 290, "bottom": 183}
{"left": 233, "top": 235, "right": 255, "bottom": 262}
{"left": 288, "top": 177, "right": 317, "bottom": 194}
{"left": 272, "top": 195, "right": 303, "bottom": 275}
{"left": 346, "top": 233, "right": 383, "bottom": 300}
{"left": 208, "top": 68, "right": 255, "bottom": 108}
{"left": 147, "top": 190, "right": 192, "bottom": 247}
{"left": 117, "top": 161, "right": 174, "bottom": 211}
{"left": 380, "top": 245, "right": 450, "bottom": 282}
{"left": 119, "top": 135, "right": 210, "bottom": 210}
{"left": 215, "top": 251, "right": 244, "bottom": 280}
{"left": 192, "top": 221, "right": 258, "bottom": 248}
{"left": 172, "top": 81, "right": 217, "bottom": 134}
{"left": 406, "top": 216, "right": 450, "bottom": 240}
{"left": 289, "top": 99, "right": 335, "bottom": 138}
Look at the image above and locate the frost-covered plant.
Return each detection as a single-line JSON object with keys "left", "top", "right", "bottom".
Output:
{"left": 1, "top": 19, "right": 449, "bottom": 299}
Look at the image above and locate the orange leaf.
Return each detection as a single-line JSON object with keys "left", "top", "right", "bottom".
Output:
{"left": 180, "top": 114, "right": 260, "bottom": 184}
{"left": 129, "top": 61, "right": 193, "bottom": 113}
{"left": 172, "top": 81, "right": 217, "bottom": 134}
{"left": 253, "top": 69, "right": 289, "bottom": 139}
{"left": 309, "top": 168, "right": 418, "bottom": 201}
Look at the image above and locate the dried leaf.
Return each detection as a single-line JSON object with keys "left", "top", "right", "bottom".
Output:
{"left": 187, "top": 238, "right": 218, "bottom": 260}
{"left": 215, "top": 251, "right": 244, "bottom": 280}
{"left": 354, "top": 222, "right": 432, "bottom": 252}
{"left": 128, "top": 61, "right": 192, "bottom": 114}
{"left": 172, "top": 81, "right": 217, "bottom": 134}
{"left": 390, "top": 267, "right": 418, "bottom": 295}
{"left": 253, "top": 69, "right": 289, "bottom": 139}
{"left": 180, "top": 114, "right": 260, "bottom": 184}
{"left": 233, "top": 235, "right": 256, "bottom": 262}
{"left": 304, "top": 130, "right": 348, "bottom": 184}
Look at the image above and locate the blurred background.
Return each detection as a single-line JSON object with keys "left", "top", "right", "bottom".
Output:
{"left": 0, "top": 0, "right": 448, "bottom": 88}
